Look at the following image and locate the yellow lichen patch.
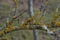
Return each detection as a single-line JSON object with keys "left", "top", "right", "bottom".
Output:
{"left": 0, "top": 38, "right": 8, "bottom": 40}
{"left": 8, "top": 27, "right": 15, "bottom": 31}
{"left": 0, "top": 30, "right": 4, "bottom": 36}
{"left": 54, "top": 13, "right": 59, "bottom": 18}
{"left": 19, "top": 24, "right": 27, "bottom": 29}
{"left": 55, "top": 22, "right": 60, "bottom": 27}
{"left": 4, "top": 27, "right": 11, "bottom": 33}
{"left": 4, "top": 26, "right": 15, "bottom": 33}
{"left": 46, "top": 24, "right": 51, "bottom": 28}
{"left": 12, "top": 16, "right": 16, "bottom": 19}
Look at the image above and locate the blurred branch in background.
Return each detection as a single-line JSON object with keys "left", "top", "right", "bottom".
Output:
{"left": 28, "top": 0, "right": 39, "bottom": 40}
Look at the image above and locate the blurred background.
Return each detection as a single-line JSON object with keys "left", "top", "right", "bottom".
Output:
{"left": 0, "top": 0, "right": 60, "bottom": 40}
